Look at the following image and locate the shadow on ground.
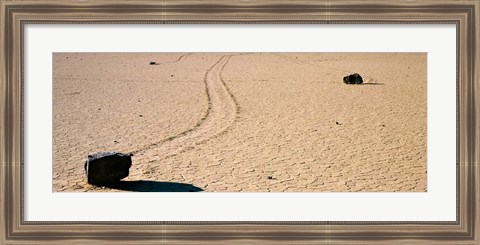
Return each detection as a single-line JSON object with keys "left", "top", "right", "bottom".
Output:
{"left": 105, "top": 180, "right": 204, "bottom": 192}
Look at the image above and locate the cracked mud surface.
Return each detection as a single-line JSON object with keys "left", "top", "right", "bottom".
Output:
{"left": 53, "top": 52, "right": 427, "bottom": 192}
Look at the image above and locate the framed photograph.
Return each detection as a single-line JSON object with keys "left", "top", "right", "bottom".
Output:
{"left": 1, "top": 0, "right": 479, "bottom": 244}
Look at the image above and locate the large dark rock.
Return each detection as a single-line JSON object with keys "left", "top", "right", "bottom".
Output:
{"left": 343, "top": 73, "right": 363, "bottom": 84}
{"left": 84, "top": 152, "right": 133, "bottom": 186}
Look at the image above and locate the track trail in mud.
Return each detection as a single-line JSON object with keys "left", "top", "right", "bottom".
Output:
{"left": 133, "top": 55, "right": 239, "bottom": 161}
{"left": 153, "top": 53, "right": 192, "bottom": 65}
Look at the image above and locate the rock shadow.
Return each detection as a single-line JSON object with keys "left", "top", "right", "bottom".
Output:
{"left": 105, "top": 180, "right": 204, "bottom": 192}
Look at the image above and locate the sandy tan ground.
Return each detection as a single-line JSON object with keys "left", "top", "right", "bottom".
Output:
{"left": 52, "top": 52, "right": 427, "bottom": 192}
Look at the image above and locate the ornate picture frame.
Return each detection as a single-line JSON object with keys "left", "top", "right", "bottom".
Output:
{"left": 1, "top": 1, "right": 478, "bottom": 244}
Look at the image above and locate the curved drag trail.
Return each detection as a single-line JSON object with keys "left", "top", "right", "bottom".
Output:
{"left": 135, "top": 55, "right": 239, "bottom": 161}
{"left": 161, "top": 53, "right": 192, "bottom": 64}
{"left": 150, "top": 53, "right": 192, "bottom": 65}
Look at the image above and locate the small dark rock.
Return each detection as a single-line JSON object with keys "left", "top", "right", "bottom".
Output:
{"left": 268, "top": 176, "right": 273, "bottom": 180}
{"left": 84, "top": 152, "right": 133, "bottom": 185}
{"left": 149, "top": 61, "right": 156, "bottom": 65}
{"left": 343, "top": 73, "right": 363, "bottom": 84}
{"left": 336, "top": 122, "right": 341, "bottom": 125}
{"left": 170, "top": 74, "right": 174, "bottom": 77}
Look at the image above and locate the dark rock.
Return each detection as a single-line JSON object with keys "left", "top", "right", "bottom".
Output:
{"left": 149, "top": 61, "right": 156, "bottom": 65}
{"left": 84, "top": 152, "right": 133, "bottom": 185}
{"left": 343, "top": 73, "right": 363, "bottom": 84}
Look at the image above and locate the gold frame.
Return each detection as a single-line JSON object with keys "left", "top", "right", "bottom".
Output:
{"left": 1, "top": 0, "right": 479, "bottom": 244}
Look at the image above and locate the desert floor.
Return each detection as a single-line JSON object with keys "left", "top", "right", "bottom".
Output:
{"left": 53, "top": 52, "right": 427, "bottom": 192}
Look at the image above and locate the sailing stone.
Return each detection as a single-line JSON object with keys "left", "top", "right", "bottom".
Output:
{"left": 343, "top": 73, "right": 364, "bottom": 84}
{"left": 84, "top": 152, "right": 133, "bottom": 185}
